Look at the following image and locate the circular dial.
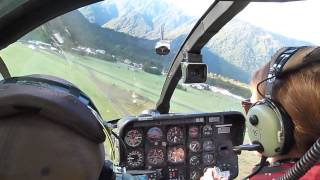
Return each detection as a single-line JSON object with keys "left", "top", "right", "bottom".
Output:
{"left": 168, "top": 147, "right": 185, "bottom": 163}
{"left": 189, "top": 126, "right": 199, "bottom": 138}
{"left": 203, "top": 140, "right": 214, "bottom": 151}
{"left": 190, "top": 169, "right": 201, "bottom": 180}
{"left": 147, "top": 127, "right": 163, "bottom": 142}
{"left": 125, "top": 129, "right": 143, "bottom": 147}
{"left": 127, "top": 150, "right": 144, "bottom": 168}
{"left": 202, "top": 153, "right": 214, "bottom": 165}
{"left": 202, "top": 125, "right": 214, "bottom": 136}
{"left": 147, "top": 147, "right": 165, "bottom": 166}
{"left": 189, "top": 155, "right": 200, "bottom": 166}
{"left": 167, "top": 127, "right": 183, "bottom": 144}
{"left": 189, "top": 140, "right": 201, "bottom": 153}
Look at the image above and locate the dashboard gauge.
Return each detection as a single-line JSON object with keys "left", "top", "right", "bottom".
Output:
{"left": 202, "top": 125, "right": 214, "bottom": 136}
{"left": 203, "top": 140, "right": 214, "bottom": 151}
{"left": 167, "top": 126, "right": 183, "bottom": 144}
{"left": 147, "top": 127, "right": 163, "bottom": 142}
{"left": 127, "top": 150, "right": 144, "bottom": 168}
{"left": 168, "top": 147, "right": 185, "bottom": 163}
{"left": 125, "top": 129, "right": 143, "bottom": 147}
{"left": 189, "top": 155, "right": 200, "bottom": 166}
{"left": 189, "top": 140, "right": 201, "bottom": 153}
{"left": 190, "top": 169, "right": 201, "bottom": 180}
{"left": 147, "top": 147, "right": 165, "bottom": 166}
{"left": 202, "top": 153, "right": 214, "bottom": 165}
{"left": 189, "top": 126, "right": 200, "bottom": 138}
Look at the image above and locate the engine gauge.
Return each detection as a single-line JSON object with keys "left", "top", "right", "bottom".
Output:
{"left": 202, "top": 153, "right": 214, "bottom": 165}
{"left": 188, "top": 126, "right": 200, "bottom": 138}
{"left": 147, "top": 127, "right": 163, "bottom": 142}
{"left": 190, "top": 169, "right": 201, "bottom": 180}
{"left": 202, "top": 125, "right": 214, "bottom": 136}
{"left": 125, "top": 129, "right": 143, "bottom": 147}
{"left": 167, "top": 126, "right": 183, "bottom": 144}
{"left": 203, "top": 140, "right": 214, "bottom": 151}
{"left": 127, "top": 149, "right": 144, "bottom": 168}
{"left": 168, "top": 147, "right": 185, "bottom": 163}
{"left": 147, "top": 147, "right": 165, "bottom": 166}
{"left": 189, "top": 140, "right": 201, "bottom": 153}
{"left": 189, "top": 155, "right": 200, "bottom": 166}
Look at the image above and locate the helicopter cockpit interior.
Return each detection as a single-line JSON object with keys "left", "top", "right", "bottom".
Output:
{"left": 0, "top": 0, "right": 320, "bottom": 180}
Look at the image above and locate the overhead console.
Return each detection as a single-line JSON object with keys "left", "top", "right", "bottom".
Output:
{"left": 117, "top": 111, "right": 245, "bottom": 180}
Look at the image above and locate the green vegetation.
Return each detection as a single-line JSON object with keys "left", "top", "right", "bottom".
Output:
{"left": 142, "top": 61, "right": 163, "bottom": 75}
{"left": 207, "top": 72, "right": 251, "bottom": 98}
{"left": 0, "top": 43, "right": 257, "bottom": 178}
{"left": 176, "top": 84, "right": 187, "bottom": 91}
{"left": 0, "top": 42, "right": 244, "bottom": 116}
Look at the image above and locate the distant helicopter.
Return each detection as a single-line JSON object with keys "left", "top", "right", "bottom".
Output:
{"left": 155, "top": 24, "right": 170, "bottom": 56}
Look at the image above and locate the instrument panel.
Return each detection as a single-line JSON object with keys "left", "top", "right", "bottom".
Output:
{"left": 117, "top": 112, "right": 245, "bottom": 180}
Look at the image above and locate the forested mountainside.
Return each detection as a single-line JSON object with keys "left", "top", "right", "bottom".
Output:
{"left": 23, "top": 0, "right": 311, "bottom": 83}
{"left": 80, "top": 0, "right": 311, "bottom": 82}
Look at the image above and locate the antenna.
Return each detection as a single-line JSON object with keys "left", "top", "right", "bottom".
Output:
{"left": 160, "top": 24, "right": 164, "bottom": 40}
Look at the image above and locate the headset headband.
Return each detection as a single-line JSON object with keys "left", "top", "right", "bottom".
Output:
{"left": 265, "top": 47, "right": 300, "bottom": 98}
{"left": 264, "top": 46, "right": 320, "bottom": 99}
{"left": 0, "top": 75, "right": 106, "bottom": 143}
{"left": 2, "top": 76, "right": 99, "bottom": 113}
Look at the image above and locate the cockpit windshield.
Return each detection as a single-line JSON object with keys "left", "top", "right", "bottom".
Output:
{"left": 0, "top": 0, "right": 318, "bottom": 120}
{"left": 0, "top": 0, "right": 208, "bottom": 120}
{"left": 0, "top": 0, "right": 319, "bottom": 179}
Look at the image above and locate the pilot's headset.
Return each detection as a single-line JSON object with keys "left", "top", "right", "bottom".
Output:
{"left": 0, "top": 74, "right": 114, "bottom": 179}
{"left": 246, "top": 46, "right": 320, "bottom": 157}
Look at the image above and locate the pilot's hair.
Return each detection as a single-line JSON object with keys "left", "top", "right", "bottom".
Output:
{"left": 0, "top": 113, "right": 105, "bottom": 180}
{"left": 251, "top": 48, "right": 320, "bottom": 153}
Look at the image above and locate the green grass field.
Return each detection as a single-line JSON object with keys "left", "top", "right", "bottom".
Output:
{"left": 0, "top": 42, "right": 258, "bottom": 178}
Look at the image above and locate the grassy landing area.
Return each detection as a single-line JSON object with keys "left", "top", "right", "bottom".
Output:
{"left": 0, "top": 42, "right": 258, "bottom": 178}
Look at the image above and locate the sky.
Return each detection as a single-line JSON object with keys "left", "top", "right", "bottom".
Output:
{"left": 166, "top": 0, "right": 320, "bottom": 44}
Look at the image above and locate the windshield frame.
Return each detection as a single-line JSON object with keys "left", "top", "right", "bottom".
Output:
{"left": 155, "top": 0, "right": 250, "bottom": 114}
{"left": 155, "top": 0, "right": 304, "bottom": 114}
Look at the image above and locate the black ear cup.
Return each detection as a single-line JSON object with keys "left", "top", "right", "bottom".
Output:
{"left": 246, "top": 99, "right": 294, "bottom": 157}
{"left": 270, "top": 100, "right": 294, "bottom": 155}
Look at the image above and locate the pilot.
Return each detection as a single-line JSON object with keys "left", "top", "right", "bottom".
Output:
{"left": 0, "top": 75, "right": 106, "bottom": 180}
{"left": 201, "top": 46, "right": 320, "bottom": 179}
{"left": 0, "top": 112, "right": 105, "bottom": 180}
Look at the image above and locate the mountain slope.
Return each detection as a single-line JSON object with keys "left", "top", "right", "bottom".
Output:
{"left": 80, "top": 0, "right": 194, "bottom": 40}
{"left": 80, "top": 1, "right": 118, "bottom": 25}
{"left": 23, "top": 10, "right": 164, "bottom": 66}
{"left": 79, "top": 0, "right": 312, "bottom": 82}
{"left": 24, "top": 2, "right": 312, "bottom": 83}
{"left": 207, "top": 19, "right": 311, "bottom": 74}
{"left": 22, "top": 9, "right": 249, "bottom": 82}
